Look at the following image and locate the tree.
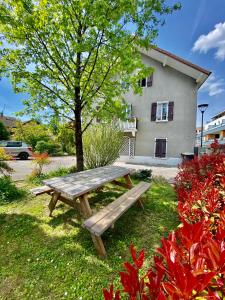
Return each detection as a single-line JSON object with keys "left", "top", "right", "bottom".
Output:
{"left": 0, "top": 0, "right": 180, "bottom": 171}
{"left": 12, "top": 121, "right": 50, "bottom": 149}
{"left": 56, "top": 124, "right": 75, "bottom": 154}
{"left": 0, "top": 121, "right": 10, "bottom": 140}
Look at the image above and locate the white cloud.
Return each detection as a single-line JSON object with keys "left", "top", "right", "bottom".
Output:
{"left": 193, "top": 22, "right": 225, "bottom": 61}
{"left": 200, "top": 74, "right": 225, "bottom": 96}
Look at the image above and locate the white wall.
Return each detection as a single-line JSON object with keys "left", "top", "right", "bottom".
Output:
{"left": 123, "top": 54, "right": 197, "bottom": 160}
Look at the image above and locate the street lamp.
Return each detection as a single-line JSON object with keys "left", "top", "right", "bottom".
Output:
{"left": 198, "top": 104, "right": 208, "bottom": 147}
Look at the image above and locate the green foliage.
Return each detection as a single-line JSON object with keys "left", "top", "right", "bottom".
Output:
{"left": 32, "top": 153, "right": 50, "bottom": 176}
{"left": 152, "top": 175, "right": 169, "bottom": 185}
{"left": 0, "top": 148, "right": 13, "bottom": 175}
{"left": 0, "top": 121, "right": 10, "bottom": 140}
{"left": 83, "top": 124, "right": 123, "bottom": 169}
{"left": 132, "top": 169, "right": 152, "bottom": 181}
{"left": 35, "top": 140, "right": 62, "bottom": 156}
{"left": 0, "top": 0, "right": 180, "bottom": 170}
{"left": 0, "top": 176, "right": 26, "bottom": 202}
{"left": 56, "top": 124, "right": 75, "bottom": 154}
{"left": 12, "top": 121, "right": 50, "bottom": 149}
{"left": 27, "top": 166, "right": 77, "bottom": 185}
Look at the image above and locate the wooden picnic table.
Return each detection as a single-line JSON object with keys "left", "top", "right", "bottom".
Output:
{"left": 43, "top": 165, "right": 133, "bottom": 218}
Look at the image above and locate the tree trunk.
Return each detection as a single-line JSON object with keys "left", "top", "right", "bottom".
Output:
{"left": 74, "top": 27, "right": 84, "bottom": 172}
{"left": 74, "top": 105, "right": 84, "bottom": 172}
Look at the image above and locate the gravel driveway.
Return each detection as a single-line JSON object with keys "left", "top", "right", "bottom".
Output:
{"left": 7, "top": 156, "right": 178, "bottom": 182}
{"left": 8, "top": 156, "right": 77, "bottom": 181}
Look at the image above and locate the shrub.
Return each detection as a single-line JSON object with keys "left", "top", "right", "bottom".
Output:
{"left": 132, "top": 169, "right": 152, "bottom": 181}
{"left": 0, "top": 120, "right": 10, "bottom": 140}
{"left": 0, "top": 148, "right": 13, "bottom": 175}
{"left": 27, "top": 166, "right": 77, "bottom": 185}
{"left": 12, "top": 121, "right": 51, "bottom": 149}
{"left": 151, "top": 175, "right": 168, "bottom": 185}
{"left": 103, "top": 142, "right": 225, "bottom": 299}
{"left": 35, "top": 140, "right": 62, "bottom": 156}
{"left": 0, "top": 176, "right": 26, "bottom": 202}
{"left": 31, "top": 153, "right": 50, "bottom": 176}
{"left": 83, "top": 124, "right": 123, "bottom": 169}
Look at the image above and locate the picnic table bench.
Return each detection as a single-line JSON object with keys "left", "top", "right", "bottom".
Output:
{"left": 83, "top": 181, "right": 150, "bottom": 256}
{"left": 30, "top": 166, "right": 151, "bottom": 256}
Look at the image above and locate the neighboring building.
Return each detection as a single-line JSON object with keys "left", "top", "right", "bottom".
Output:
{"left": 196, "top": 110, "right": 225, "bottom": 147}
{"left": 0, "top": 112, "right": 17, "bottom": 134}
{"left": 119, "top": 47, "right": 211, "bottom": 166}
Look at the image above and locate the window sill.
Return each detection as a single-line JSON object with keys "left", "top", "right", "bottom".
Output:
{"left": 154, "top": 156, "right": 167, "bottom": 159}
{"left": 155, "top": 120, "right": 168, "bottom": 123}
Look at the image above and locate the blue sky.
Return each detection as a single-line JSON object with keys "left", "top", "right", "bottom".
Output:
{"left": 0, "top": 0, "right": 224, "bottom": 126}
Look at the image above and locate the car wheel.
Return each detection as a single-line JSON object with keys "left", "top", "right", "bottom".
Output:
{"left": 19, "top": 152, "right": 29, "bottom": 160}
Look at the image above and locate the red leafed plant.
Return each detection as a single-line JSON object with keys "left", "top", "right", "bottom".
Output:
{"left": 103, "top": 141, "right": 225, "bottom": 299}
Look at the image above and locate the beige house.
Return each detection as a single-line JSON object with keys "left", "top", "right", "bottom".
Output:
{"left": 119, "top": 47, "right": 211, "bottom": 166}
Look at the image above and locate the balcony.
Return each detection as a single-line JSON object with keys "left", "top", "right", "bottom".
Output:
{"left": 119, "top": 117, "right": 137, "bottom": 136}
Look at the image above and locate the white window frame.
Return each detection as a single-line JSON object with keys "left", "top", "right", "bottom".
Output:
{"left": 154, "top": 138, "right": 167, "bottom": 159}
{"left": 156, "top": 101, "right": 169, "bottom": 122}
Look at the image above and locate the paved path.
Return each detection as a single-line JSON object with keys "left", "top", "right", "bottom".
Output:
{"left": 114, "top": 161, "right": 178, "bottom": 183}
{"left": 8, "top": 156, "right": 178, "bottom": 182}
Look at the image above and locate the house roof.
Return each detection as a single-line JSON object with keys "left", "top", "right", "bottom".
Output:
{"left": 140, "top": 46, "right": 211, "bottom": 88}
{"left": 211, "top": 109, "right": 225, "bottom": 120}
{"left": 0, "top": 115, "right": 17, "bottom": 128}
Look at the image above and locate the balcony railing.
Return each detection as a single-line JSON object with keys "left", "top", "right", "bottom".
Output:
{"left": 118, "top": 117, "right": 137, "bottom": 135}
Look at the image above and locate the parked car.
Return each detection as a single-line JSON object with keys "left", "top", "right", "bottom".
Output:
{"left": 0, "top": 141, "right": 33, "bottom": 160}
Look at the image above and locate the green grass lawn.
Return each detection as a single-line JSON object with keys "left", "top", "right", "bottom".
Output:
{"left": 0, "top": 178, "right": 178, "bottom": 300}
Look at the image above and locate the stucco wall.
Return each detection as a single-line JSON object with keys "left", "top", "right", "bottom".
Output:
{"left": 124, "top": 54, "right": 198, "bottom": 161}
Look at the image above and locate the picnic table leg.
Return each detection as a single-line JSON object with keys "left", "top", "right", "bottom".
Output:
{"left": 124, "top": 174, "right": 143, "bottom": 208}
{"left": 48, "top": 191, "right": 60, "bottom": 217}
{"left": 91, "top": 234, "right": 106, "bottom": 257}
{"left": 79, "top": 194, "right": 92, "bottom": 218}
{"left": 124, "top": 174, "right": 133, "bottom": 189}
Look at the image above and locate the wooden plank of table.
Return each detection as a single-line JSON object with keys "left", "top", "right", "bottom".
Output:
{"left": 43, "top": 166, "right": 131, "bottom": 200}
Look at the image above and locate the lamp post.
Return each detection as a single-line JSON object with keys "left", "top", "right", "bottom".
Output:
{"left": 198, "top": 104, "right": 208, "bottom": 147}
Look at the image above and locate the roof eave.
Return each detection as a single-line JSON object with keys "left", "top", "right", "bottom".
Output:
{"left": 140, "top": 47, "right": 211, "bottom": 89}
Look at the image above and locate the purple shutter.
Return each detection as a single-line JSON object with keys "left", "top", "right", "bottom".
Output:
{"left": 151, "top": 102, "right": 157, "bottom": 121}
{"left": 168, "top": 102, "right": 174, "bottom": 121}
{"left": 155, "top": 139, "right": 166, "bottom": 158}
{"left": 147, "top": 74, "right": 153, "bottom": 87}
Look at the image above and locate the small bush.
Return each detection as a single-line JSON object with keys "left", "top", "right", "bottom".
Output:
{"left": 0, "top": 148, "right": 13, "bottom": 175}
{"left": 132, "top": 169, "right": 152, "bottom": 181}
{"left": 151, "top": 175, "right": 168, "bottom": 185}
{"left": 0, "top": 176, "right": 26, "bottom": 202}
{"left": 31, "top": 152, "right": 50, "bottom": 176}
{"left": 35, "top": 140, "right": 62, "bottom": 156}
{"left": 83, "top": 124, "right": 123, "bottom": 169}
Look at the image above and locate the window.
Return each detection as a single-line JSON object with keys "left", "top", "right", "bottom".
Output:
{"left": 6, "top": 141, "right": 22, "bottom": 147}
{"left": 151, "top": 101, "right": 174, "bottom": 122}
{"left": 138, "top": 74, "right": 153, "bottom": 87}
{"left": 156, "top": 102, "right": 168, "bottom": 121}
{"left": 155, "top": 139, "right": 167, "bottom": 158}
